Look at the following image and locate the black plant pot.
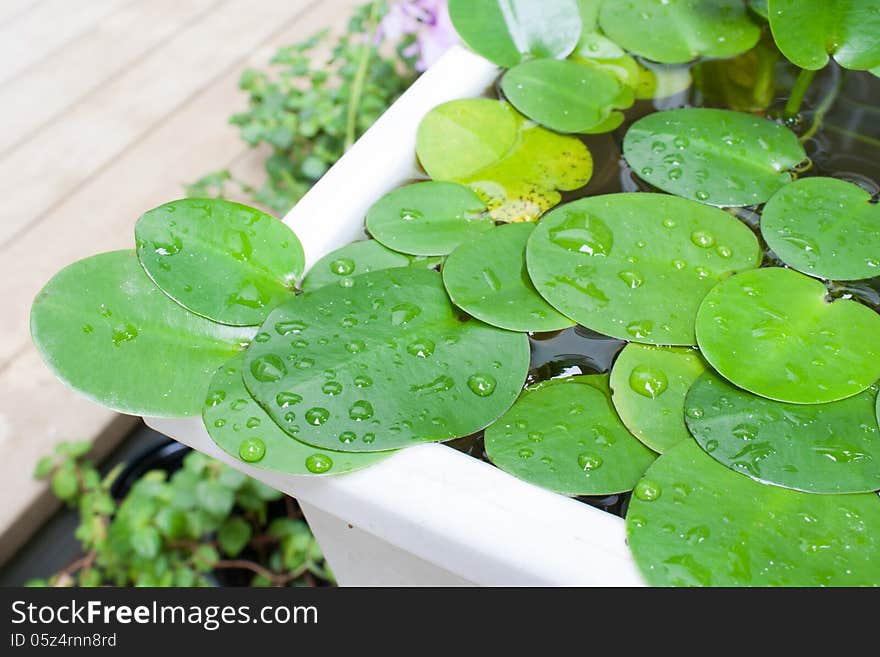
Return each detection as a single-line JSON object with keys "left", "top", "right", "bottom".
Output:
{"left": 110, "top": 438, "right": 189, "bottom": 499}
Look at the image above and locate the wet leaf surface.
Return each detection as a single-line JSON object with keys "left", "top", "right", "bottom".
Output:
{"left": 611, "top": 344, "right": 707, "bottom": 453}
{"left": 627, "top": 440, "right": 880, "bottom": 586}
{"left": 686, "top": 371, "right": 880, "bottom": 493}
{"left": 624, "top": 108, "right": 805, "bottom": 206}
{"left": 302, "top": 239, "right": 413, "bottom": 292}
{"left": 769, "top": 0, "right": 880, "bottom": 71}
{"left": 695, "top": 267, "right": 880, "bottom": 403}
{"left": 485, "top": 378, "right": 656, "bottom": 495}
{"left": 31, "top": 251, "right": 254, "bottom": 417}
{"left": 204, "top": 354, "right": 393, "bottom": 475}
{"left": 448, "top": 0, "right": 582, "bottom": 67}
{"left": 443, "top": 223, "right": 574, "bottom": 332}
{"left": 599, "top": 0, "right": 761, "bottom": 64}
{"left": 760, "top": 177, "right": 880, "bottom": 281}
{"left": 527, "top": 193, "right": 761, "bottom": 345}
{"left": 136, "top": 198, "right": 303, "bottom": 326}
{"left": 500, "top": 58, "right": 629, "bottom": 133}
{"left": 242, "top": 268, "right": 530, "bottom": 452}
{"left": 365, "top": 181, "right": 491, "bottom": 256}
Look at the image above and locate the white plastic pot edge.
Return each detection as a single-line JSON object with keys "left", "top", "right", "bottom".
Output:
{"left": 146, "top": 45, "right": 645, "bottom": 587}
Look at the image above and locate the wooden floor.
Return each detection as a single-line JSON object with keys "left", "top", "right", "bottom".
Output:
{"left": 0, "top": 0, "right": 363, "bottom": 565}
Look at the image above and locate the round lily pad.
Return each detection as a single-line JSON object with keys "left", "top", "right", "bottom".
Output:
{"left": 527, "top": 194, "right": 762, "bottom": 346}
{"left": 442, "top": 223, "right": 574, "bottom": 332}
{"left": 417, "top": 99, "right": 593, "bottom": 223}
{"left": 610, "top": 344, "right": 707, "bottom": 453}
{"left": 447, "top": 0, "right": 582, "bottom": 68}
{"left": 695, "top": 267, "right": 880, "bottom": 404}
{"left": 30, "top": 250, "right": 254, "bottom": 417}
{"left": 760, "top": 177, "right": 880, "bottom": 281}
{"left": 599, "top": 0, "right": 761, "bottom": 65}
{"left": 135, "top": 198, "right": 304, "bottom": 326}
{"left": 624, "top": 108, "right": 806, "bottom": 207}
{"left": 500, "top": 58, "right": 628, "bottom": 133}
{"left": 686, "top": 371, "right": 880, "bottom": 494}
{"left": 485, "top": 380, "right": 657, "bottom": 496}
{"left": 204, "top": 354, "right": 393, "bottom": 475}
{"left": 416, "top": 99, "right": 519, "bottom": 181}
{"left": 461, "top": 121, "right": 593, "bottom": 222}
{"left": 302, "top": 240, "right": 438, "bottom": 292}
{"left": 769, "top": 0, "right": 880, "bottom": 72}
{"left": 627, "top": 440, "right": 880, "bottom": 586}
{"left": 365, "top": 181, "right": 491, "bottom": 256}
{"left": 242, "top": 268, "right": 530, "bottom": 452}
{"left": 749, "top": 0, "right": 769, "bottom": 19}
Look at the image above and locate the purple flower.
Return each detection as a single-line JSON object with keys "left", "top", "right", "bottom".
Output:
{"left": 380, "top": 0, "right": 458, "bottom": 71}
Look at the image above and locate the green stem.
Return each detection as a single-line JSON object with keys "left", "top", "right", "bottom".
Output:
{"left": 799, "top": 69, "right": 843, "bottom": 143}
{"left": 344, "top": 0, "right": 381, "bottom": 151}
{"left": 785, "top": 68, "right": 818, "bottom": 119}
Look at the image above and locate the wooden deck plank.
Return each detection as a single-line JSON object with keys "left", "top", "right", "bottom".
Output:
{"left": 0, "top": 0, "right": 129, "bottom": 85}
{"left": 0, "top": 0, "right": 363, "bottom": 567}
{"left": 0, "top": 0, "right": 366, "bottom": 367}
{"left": 0, "top": 0, "right": 221, "bottom": 155}
{"left": 0, "top": 0, "right": 315, "bottom": 248}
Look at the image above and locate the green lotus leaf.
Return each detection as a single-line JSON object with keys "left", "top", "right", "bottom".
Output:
{"left": 695, "top": 267, "right": 880, "bottom": 404}
{"left": 204, "top": 354, "right": 393, "bottom": 475}
{"left": 599, "top": 0, "right": 761, "bottom": 65}
{"left": 527, "top": 193, "right": 762, "bottom": 346}
{"left": 485, "top": 379, "right": 657, "bottom": 496}
{"left": 686, "top": 371, "right": 880, "bottom": 494}
{"left": 416, "top": 99, "right": 520, "bottom": 181}
{"left": 242, "top": 268, "right": 530, "bottom": 452}
{"left": 31, "top": 251, "right": 254, "bottom": 417}
{"left": 135, "top": 198, "right": 304, "bottom": 326}
{"left": 624, "top": 108, "right": 806, "bottom": 206}
{"left": 365, "top": 181, "right": 491, "bottom": 256}
{"left": 442, "top": 223, "right": 574, "bottom": 332}
{"left": 570, "top": 2, "right": 670, "bottom": 100}
{"left": 418, "top": 99, "right": 593, "bottom": 223}
{"left": 302, "top": 240, "right": 412, "bottom": 292}
{"left": 447, "top": 0, "right": 582, "bottom": 68}
{"left": 500, "top": 58, "right": 629, "bottom": 133}
{"left": 768, "top": 0, "right": 880, "bottom": 71}
{"left": 748, "top": 0, "right": 769, "bottom": 19}
{"left": 610, "top": 344, "right": 707, "bottom": 453}
{"left": 760, "top": 177, "right": 880, "bottom": 281}
{"left": 461, "top": 121, "right": 593, "bottom": 222}
{"left": 573, "top": 48, "right": 639, "bottom": 87}
{"left": 627, "top": 440, "right": 880, "bottom": 586}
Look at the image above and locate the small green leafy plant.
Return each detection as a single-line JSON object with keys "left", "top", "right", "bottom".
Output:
{"left": 29, "top": 441, "right": 331, "bottom": 587}
{"left": 29, "top": 0, "right": 880, "bottom": 586}
{"left": 187, "top": 1, "right": 418, "bottom": 216}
